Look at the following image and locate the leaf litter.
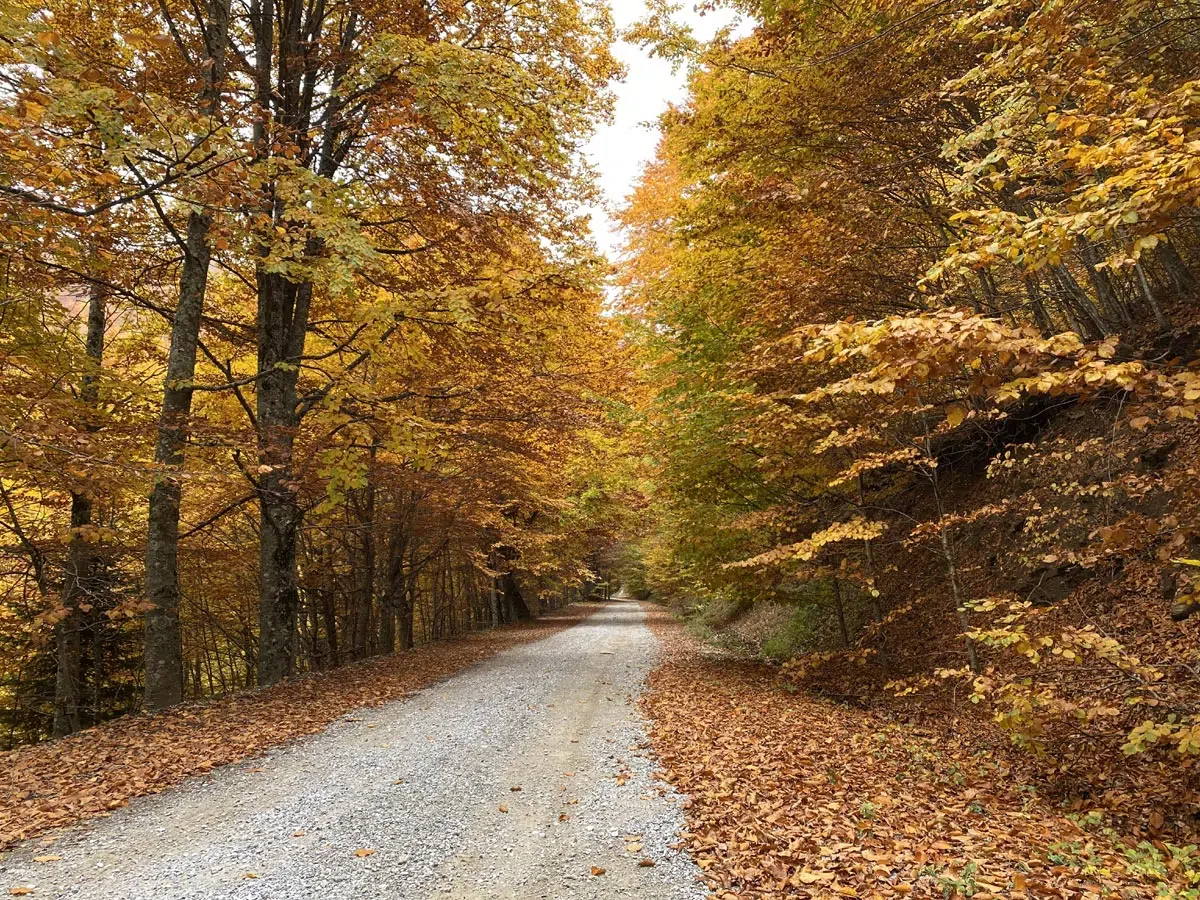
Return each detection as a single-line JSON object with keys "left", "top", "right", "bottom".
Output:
{"left": 641, "top": 608, "right": 1189, "bottom": 899}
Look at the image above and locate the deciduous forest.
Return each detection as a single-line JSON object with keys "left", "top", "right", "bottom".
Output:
{"left": 0, "top": 0, "right": 629, "bottom": 744}
{"left": 3, "top": 0, "right": 1200, "bottom": 894}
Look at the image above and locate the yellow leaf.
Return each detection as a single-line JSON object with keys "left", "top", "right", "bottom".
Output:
{"left": 354, "top": 849, "right": 375, "bottom": 858}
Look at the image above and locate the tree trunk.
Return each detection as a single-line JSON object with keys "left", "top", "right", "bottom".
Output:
{"left": 400, "top": 542, "right": 417, "bottom": 651}
{"left": 501, "top": 572, "right": 533, "bottom": 621}
{"left": 352, "top": 449, "right": 376, "bottom": 659}
{"left": 144, "top": 212, "right": 209, "bottom": 710}
{"left": 255, "top": 273, "right": 309, "bottom": 686}
{"left": 143, "top": 0, "right": 231, "bottom": 712}
{"left": 832, "top": 578, "right": 850, "bottom": 649}
{"left": 54, "top": 280, "right": 106, "bottom": 737}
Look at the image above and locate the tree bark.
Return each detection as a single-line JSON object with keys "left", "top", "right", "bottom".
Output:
{"left": 501, "top": 572, "right": 534, "bottom": 621}
{"left": 143, "top": 0, "right": 231, "bottom": 711}
{"left": 54, "top": 280, "right": 106, "bottom": 737}
{"left": 832, "top": 578, "right": 850, "bottom": 649}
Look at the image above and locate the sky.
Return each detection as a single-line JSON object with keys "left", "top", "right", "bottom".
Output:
{"left": 582, "top": 0, "right": 743, "bottom": 260}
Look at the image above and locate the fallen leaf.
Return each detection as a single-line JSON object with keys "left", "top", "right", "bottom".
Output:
{"left": 638, "top": 858, "right": 656, "bottom": 867}
{"left": 558, "top": 813, "right": 569, "bottom": 822}
{"left": 510, "top": 786, "right": 522, "bottom": 792}
{"left": 9, "top": 889, "right": 33, "bottom": 896}
{"left": 354, "top": 849, "right": 375, "bottom": 858}
{"left": 32, "top": 855, "right": 61, "bottom": 863}
{"left": 292, "top": 831, "right": 306, "bottom": 837}
{"left": 499, "top": 804, "right": 509, "bottom": 813}
{"left": 242, "top": 873, "right": 258, "bottom": 880}
{"left": 590, "top": 866, "right": 606, "bottom": 876}
{"left": 625, "top": 842, "right": 643, "bottom": 852}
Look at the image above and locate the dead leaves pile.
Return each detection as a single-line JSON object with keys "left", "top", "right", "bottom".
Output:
{"left": 0, "top": 604, "right": 602, "bottom": 849}
{"left": 641, "top": 609, "right": 1188, "bottom": 899}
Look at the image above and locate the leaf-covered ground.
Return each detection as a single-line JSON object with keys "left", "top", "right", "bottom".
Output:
{"left": 641, "top": 609, "right": 1194, "bottom": 900}
{"left": 0, "top": 604, "right": 601, "bottom": 850}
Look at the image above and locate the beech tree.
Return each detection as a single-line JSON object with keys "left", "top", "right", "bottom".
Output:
{"left": 0, "top": 0, "right": 621, "bottom": 738}
{"left": 620, "top": 0, "right": 1200, "bottom": 758}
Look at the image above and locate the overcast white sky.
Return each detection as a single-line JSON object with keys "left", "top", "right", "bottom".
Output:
{"left": 583, "top": 0, "right": 743, "bottom": 259}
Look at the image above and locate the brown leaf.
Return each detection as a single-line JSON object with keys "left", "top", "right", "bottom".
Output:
{"left": 638, "top": 858, "right": 656, "bottom": 867}
{"left": 32, "top": 855, "right": 61, "bottom": 863}
{"left": 498, "top": 804, "right": 509, "bottom": 813}
{"left": 354, "top": 848, "right": 375, "bottom": 858}
{"left": 9, "top": 889, "right": 33, "bottom": 896}
{"left": 590, "top": 866, "right": 606, "bottom": 876}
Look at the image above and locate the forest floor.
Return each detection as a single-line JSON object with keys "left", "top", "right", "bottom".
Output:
{"left": 641, "top": 608, "right": 1196, "bottom": 900}
{"left": 0, "top": 601, "right": 703, "bottom": 899}
{"left": 6, "top": 604, "right": 1191, "bottom": 900}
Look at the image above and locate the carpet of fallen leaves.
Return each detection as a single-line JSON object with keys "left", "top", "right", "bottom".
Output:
{"left": 0, "top": 604, "right": 602, "bottom": 849}
{"left": 641, "top": 608, "right": 1195, "bottom": 900}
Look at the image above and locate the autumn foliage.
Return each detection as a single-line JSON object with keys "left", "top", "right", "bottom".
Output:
{"left": 0, "top": 0, "right": 629, "bottom": 744}
{"left": 619, "top": 0, "right": 1200, "bottom": 851}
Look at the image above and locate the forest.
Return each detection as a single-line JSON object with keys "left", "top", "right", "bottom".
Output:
{"left": 620, "top": 0, "right": 1200, "bottom": 771}
{"left": 3, "top": 0, "right": 1200, "bottom": 893}
{"left": 0, "top": 0, "right": 630, "bottom": 746}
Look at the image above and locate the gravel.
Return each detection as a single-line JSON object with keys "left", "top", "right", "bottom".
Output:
{"left": 0, "top": 601, "right": 705, "bottom": 900}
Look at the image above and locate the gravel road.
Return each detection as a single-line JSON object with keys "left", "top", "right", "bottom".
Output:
{"left": 1, "top": 601, "right": 704, "bottom": 900}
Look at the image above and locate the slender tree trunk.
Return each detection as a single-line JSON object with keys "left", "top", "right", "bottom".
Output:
{"left": 54, "top": 280, "right": 106, "bottom": 737}
{"left": 1135, "top": 257, "right": 1171, "bottom": 332}
{"left": 1157, "top": 240, "right": 1195, "bottom": 295}
{"left": 920, "top": 407, "right": 980, "bottom": 674}
{"left": 400, "top": 541, "right": 418, "bottom": 650}
{"left": 353, "top": 447, "right": 376, "bottom": 658}
{"left": 143, "top": 0, "right": 231, "bottom": 711}
{"left": 831, "top": 578, "right": 850, "bottom": 649}
{"left": 144, "top": 212, "right": 209, "bottom": 710}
